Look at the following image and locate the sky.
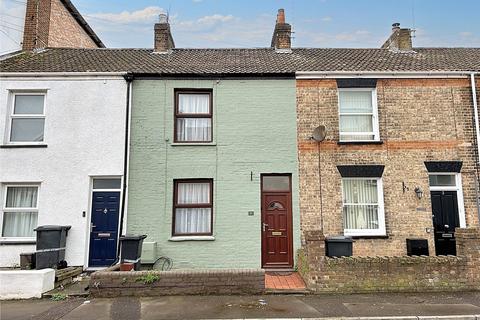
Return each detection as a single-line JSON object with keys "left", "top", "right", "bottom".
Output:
{"left": 1, "top": 0, "right": 480, "bottom": 53}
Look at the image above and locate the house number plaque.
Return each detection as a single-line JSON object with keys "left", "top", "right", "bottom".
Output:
{"left": 272, "top": 231, "right": 282, "bottom": 236}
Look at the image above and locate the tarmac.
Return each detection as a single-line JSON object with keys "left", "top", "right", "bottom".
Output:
{"left": 1, "top": 291, "right": 480, "bottom": 320}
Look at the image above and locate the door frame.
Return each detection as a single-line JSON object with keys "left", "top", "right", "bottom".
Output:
{"left": 85, "top": 176, "right": 123, "bottom": 269}
{"left": 260, "top": 173, "right": 294, "bottom": 269}
{"left": 428, "top": 172, "right": 466, "bottom": 228}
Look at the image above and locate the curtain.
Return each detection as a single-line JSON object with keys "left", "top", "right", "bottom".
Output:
{"left": 176, "top": 118, "right": 211, "bottom": 142}
{"left": 2, "top": 212, "right": 37, "bottom": 237}
{"left": 175, "top": 182, "right": 211, "bottom": 234}
{"left": 339, "top": 91, "right": 373, "bottom": 140}
{"left": 343, "top": 179, "right": 379, "bottom": 230}
{"left": 3, "top": 187, "right": 38, "bottom": 237}
{"left": 178, "top": 94, "right": 209, "bottom": 114}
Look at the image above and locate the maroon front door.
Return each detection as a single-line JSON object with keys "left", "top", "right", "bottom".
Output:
{"left": 261, "top": 175, "right": 293, "bottom": 269}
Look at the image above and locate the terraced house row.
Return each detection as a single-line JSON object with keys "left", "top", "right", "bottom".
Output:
{"left": 1, "top": 2, "right": 480, "bottom": 277}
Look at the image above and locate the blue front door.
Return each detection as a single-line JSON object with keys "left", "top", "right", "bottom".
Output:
{"left": 89, "top": 192, "right": 120, "bottom": 267}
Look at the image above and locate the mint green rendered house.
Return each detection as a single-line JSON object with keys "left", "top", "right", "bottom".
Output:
{"left": 127, "top": 75, "right": 299, "bottom": 269}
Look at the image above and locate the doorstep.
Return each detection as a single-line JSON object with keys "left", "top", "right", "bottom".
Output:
{"left": 264, "top": 271, "right": 309, "bottom": 294}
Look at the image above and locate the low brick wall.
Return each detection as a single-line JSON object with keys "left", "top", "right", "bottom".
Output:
{"left": 90, "top": 267, "right": 265, "bottom": 297}
{"left": 299, "top": 228, "right": 480, "bottom": 293}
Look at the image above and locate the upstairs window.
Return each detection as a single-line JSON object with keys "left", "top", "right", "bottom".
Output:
{"left": 338, "top": 88, "right": 378, "bottom": 142}
{"left": 175, "top": 91, "right": 212, "bottom": 142}
{"left": 2, "top": 186, "right": 39, "bottom": 238}
{"left": 9, "top": 94, "right": 46, "bottom": 143}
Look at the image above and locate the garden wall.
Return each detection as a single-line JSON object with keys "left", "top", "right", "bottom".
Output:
{"left": 90, "top": 267, "right": 264, "bottom": 297}
{"left": 299, "top": 228, "right": 480, "bottom": 293}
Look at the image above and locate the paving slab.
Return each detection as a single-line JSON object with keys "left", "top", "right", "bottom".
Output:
{"left": 343, "top": 303, "right": 480, "bottom": 317}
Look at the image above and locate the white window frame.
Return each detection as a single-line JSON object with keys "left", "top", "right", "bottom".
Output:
{"left": 342, "top": 177, "right": 386, "bottom": 236}
{"left": 6, "top": 92, "right": 47, "bottom": 145}
{"left": 428, "top": 172, "right": 466, "bottom": 228}
{"left": 1, "top": 184, "right": 40, "bottom": 241}
{"left": 338, "top": 88, "right": 379, "bottom": 142}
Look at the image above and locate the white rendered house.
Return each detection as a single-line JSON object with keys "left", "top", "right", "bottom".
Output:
{"left": 0, "top": 73, "right": 129, "bottom": 268}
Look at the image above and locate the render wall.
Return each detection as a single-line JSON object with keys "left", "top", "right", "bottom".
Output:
{"left": 297, "top": 78, "right": 479, "bottom": 256}
{"left": 128, "top": 79, "right": 300, "bottom": 269}
{"left": 0, "top": 77, "right": 126, "bottom": 267}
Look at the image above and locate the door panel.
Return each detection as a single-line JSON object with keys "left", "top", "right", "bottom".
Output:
{"left": 431, "top": 191, "right": 459, "bottom": 256}
{"left": 261, "top": 187, "right": 293, "bottom": 268}
{"left": 89, "top": 191, "right": 120, "bottom": 267}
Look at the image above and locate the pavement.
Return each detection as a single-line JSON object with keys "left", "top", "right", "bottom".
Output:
{"left": 1, "top": 291, "right": 480, "bottom": 320}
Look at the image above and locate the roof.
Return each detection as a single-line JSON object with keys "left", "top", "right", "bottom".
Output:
{"left": 59, "top": 0, "right": 105, "bottom": 48}
{"left": 1, "top": 47, "right": 480, "bottom": 74}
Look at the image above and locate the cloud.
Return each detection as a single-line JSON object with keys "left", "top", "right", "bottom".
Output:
{"left": 459, "top": 31, "right": 473, "bottom": 38}
{"left": 197, "top": 14, "right": 234, "bottom": 25}
{"left": 321, "top": 16, "right": 332, "bottom": 22}
{"left": 89, "top": 6, "right": 165, "bottom": 24}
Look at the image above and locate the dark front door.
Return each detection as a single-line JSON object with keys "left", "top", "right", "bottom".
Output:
{"left": 261, "top": 175, "right": 293, "bottom": 269}
{"left": 89, "top": 191, "right": 120, "bottom": 267}
{"left": 431, "top": 190, "right": 460, "bottom": 256}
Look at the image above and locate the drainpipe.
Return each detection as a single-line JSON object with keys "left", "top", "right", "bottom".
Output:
{"left": 471, "top": 73, "right": 480, "bottom": 224}
{"left": 119, "top": 73, "right": 134, "bottom": 245}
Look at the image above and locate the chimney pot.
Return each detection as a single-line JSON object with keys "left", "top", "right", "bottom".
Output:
{"left": 277, "top": 9, "right": 285, "bottom": 24}
{"left": 392, "top": 22, "right": 401, "bottom": 30}
{"left": 159, "top": 13, "right": 168, "bottom": 24}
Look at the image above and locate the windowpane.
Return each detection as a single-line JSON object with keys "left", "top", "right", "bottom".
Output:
{"left": 178, "top": 94, "right": 210, "bottom": 114}
{"left": 10, "top": 118, "right": 45, "bottom": 142}
{"left": 176, "top": 118, "right": 211, "bottom": 142}
{"left": 343, "top": 205, "right": 379, "bottom": 230}
{"left": 177, "top": 182, "right": 210, "bottom": 204}
{"left": 429, "top": 175, "right": 456, "bottom": 187}
{"left": 6, "top": 187, "right": 38, "bottom": 208}
{"left": 93, "top": 179, "right": 121, "bottom": 190}
{"left": 262, "top": 176, "right": 290, "bottom": 191}
{"left": 343, "top": 179, "right": 378, "bottom": 204}
{"left": 339, "top": 115, "right": 373, "bottom": 133}
{"left": 2, "top": 212, "right": 37, "bottom": 237}
{"left": 339, "top": 91, "right": 372, "bottom": 113}
{"left": 14, "top": 95, "right": 44, "bottom": 114}
{"left": 175, "top": 208, "right": 211, "bottom": 234}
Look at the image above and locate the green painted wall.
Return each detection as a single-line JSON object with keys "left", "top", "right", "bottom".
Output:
{"left": 127, "top": 79, "right": 299, "bottom": 269}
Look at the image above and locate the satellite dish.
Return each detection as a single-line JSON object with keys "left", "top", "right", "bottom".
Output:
{"left": 312, "top": 125, "right": 326, "bottom": 142}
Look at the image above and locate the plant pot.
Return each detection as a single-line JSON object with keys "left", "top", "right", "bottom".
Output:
{"left": 120, "top": 263, "right": 134, "bottom": 271}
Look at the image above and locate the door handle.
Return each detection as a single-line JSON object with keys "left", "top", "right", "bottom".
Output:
{"left": 262, "top": 223, "right": 269, "bottom": 232}
{"left": 444, "top": 224, "right": 449, "bottom": 229}
{"left": 90, "top": 223, "right": 96, "bottom": 232}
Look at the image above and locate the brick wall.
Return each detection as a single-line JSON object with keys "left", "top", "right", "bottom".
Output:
{"left": 297, "top": 78, "right": 480, "bottom": 256}
{"left": 299, "top": 228, "right": 480, "bottom": 293}
{"left": 48, "top": 0, "right": 97, "bottom": 48}
{"left": 22, "top": 0, "right": 98, "bottom": 51}
{"left": 90, "top": 268, "right": 265, "bottom": 297}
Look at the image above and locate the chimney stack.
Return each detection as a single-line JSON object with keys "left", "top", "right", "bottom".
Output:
{"left": 271, "top": 9, "right": 292, "bottom": 52}
{"left": 381, "top": 22, "right": 413, "bottom": 52}
{"left": 154, "top": 14, "right": 175, "bottom": 53}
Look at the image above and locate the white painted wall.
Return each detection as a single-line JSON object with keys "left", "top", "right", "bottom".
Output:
{"left": 0, "top": 76, "right": 127, "bottom": 267}
{"left": 0, "top": 268, "right": 55, "bottom": 299}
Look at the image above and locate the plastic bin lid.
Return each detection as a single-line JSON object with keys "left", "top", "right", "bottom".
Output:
{"left": 326, "top": 236, "right": 353, "bottom": 242}
{"left": 120, "top": 234, "right": 147, "bottom": 240}
{"left": 34, "top": 225, "right": 72, "bottom": 231}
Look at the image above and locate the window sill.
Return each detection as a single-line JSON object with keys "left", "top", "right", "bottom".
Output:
{"left": 350, "top": 235, "right": 389, "bottom": 239}
{"left": 170, "top": 143, "right": 216, "bottom": 147}
{"left": 338, "top": 141, "right": 383, "bottom": 145}
{"left": 0, "top": 239, "right": 36, "bottom": 245}
{"left": 168, "top": 236, "right": 215, "bottom": 242}
{"left": 1, "top": 144, "right": 47, "bottom": 149}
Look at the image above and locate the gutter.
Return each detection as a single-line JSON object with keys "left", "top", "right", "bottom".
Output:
{"left": 296, "top": 71, "right": 474, "bottom": 79}
{"left": 118, "top": 73, "right": 134, "bottom": 244}
{"left": 0, "top": 72, "right": 127, "bottom": 78}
